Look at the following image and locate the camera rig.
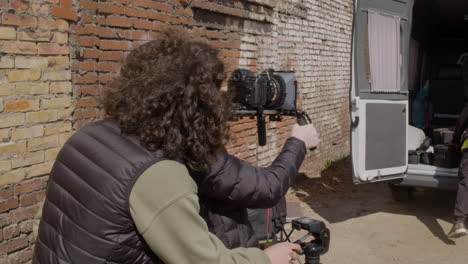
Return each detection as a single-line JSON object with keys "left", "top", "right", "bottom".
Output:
{"left": 277, "top": 217, "right": 330, "bottom": 264}
{"left": 228, "top": 68, "right": 312, "bottom": 146}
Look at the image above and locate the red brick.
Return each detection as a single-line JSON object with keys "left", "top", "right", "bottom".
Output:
{"left": 111, "top": 0, "right": 130, "bottom": 4}
{"left": 73, "top": 25, "right": 99, "bottom": 35}
{"left": 20, "top": 190, "right": 45, "bottom": 207}
{"left": 0, "top": 187, "right": 13, "bottom": 200}
{"left": 73, "top": 73, "right": 98, "bottom": 84}
{"left": 105, "top": 15, "right": 132, "bottom": 28}
{"left": 126, "top": 7, "right": 147, "bottom": 18}
{"left": 98, "top": 28, "right": 118, "bottom": 38}
{"left": 12, "top": 0, "right": 29, "bottom": 11}
{"left": 1, "top": 13, "right": 37, "bottom": 27}
{"left": 98, "top": 3, "right": 125, "bottom": 15}
{"left": 76, "top": 36, "right": 99, "bottom": 47}
{"left": 19, "top": 220, "right": 33, "bottom": 234}
{"left": 10, "top": 205, "right": 40, "bottom": 224}
{"left": 3, "top": 225, "right": 19, "bottom": 240}
{"left": 60, "top": 0, "right": 72, "bottom": 8}
{"left": 80, "top": 0, "right": 97, "bottom": 11}
{"left": 51, "top": 6, "right": 77, "bottom": 21}
{"left": 17, "top": 248, "right": 33, "bottom": 263}
{"left": 83, "top": 48, "right": 99, "bottom": 59}
{"left": 73, "top": 108, "right": 100, "bottom": 120}
{"left": 97, "top": 62, "right": 120, "bottom": 72}
{"left": 75, "top": 85, "right": 100, "bottom": 96}
{"left": 0, "top": 0, "right": 8, "bottom": 9}
{"left": 219, "top": 50, "right": 241, "bottom": 58}
{"left": 99, "top": 51, "right": 124, "bottom": 61}
{"left": 0, "top": 235, "right": 29, "bottom": 255}
{"left": 146, "top": 10, "right": 171, "bottom": 22}
{"left": 119, "top": 30, "right": 149, "bottom": 40}
{"left": 209, "top": 41, "right": 241, "bottom": 50}
{"left": 99, "top": 73, "right": 114, "bottom": 84}
{"left": 72, "top": 61, "right": 97, "bottom": 72}
{"left": 132, "top": 19, "right": 153, "bottom": 30}
{"left": 0, "top": 199, "right": 19, "bottom": 213}
{"left": 76, "top": 97, "right": 99, "bottom": 108}
{"left": 1, "top": 41, "right": 36, "bottom": 55}
{"left": 38, "top": 43, "right": 69, "bottom": 55}
{"left": 153, "top": 2, "right": 173, "bottom": 13}
{"left": 14, "top": 177, "right": 48, "bottom": 196}
{"left": 99, "top": 40, "right": 131, "bottom": 50}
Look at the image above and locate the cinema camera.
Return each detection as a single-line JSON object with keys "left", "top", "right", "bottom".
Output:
{"left": 276, "top": 217, "right": 330, "bottom": 264}
{"left": 228, "top": 68, "right": 312, "bottom": 146}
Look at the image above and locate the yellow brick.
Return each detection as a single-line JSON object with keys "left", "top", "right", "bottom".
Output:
{"left": 0, "top": 27, "right": 16, "bottom": 40}
{"left": 42, "top": 69, "right": 71, "bottom": 81}
{"left": 44, "top": 121, "right": 71, "bottom": 136}
{"left": 52, "top": 32, "right": 68, "bottom": 43}
{"left": 5, "top": 99, "right": 40, "bottom": 112}
{"left": 47, "top": 56, "right": 69, "bottom": 68}
{"left": 26, "top": 110, "right": 58, "bottom": 124}
{"left": 8, "top": 69, "right": 41, "bottom": 82}
{"left": 11, "top": 151, "right": 44, "bottom": 168}
{"left": 0, "top": 98, "right": 3, "bottom": 112}
{"left": 56, "top": 19, "right": 69, "bottom": 32}
{"left": 18, "top": 30, "right": 51, "bottom": 42}
{"left": 27, "top": 135, "right": 59, "bottom": 151}
{"left": 0, "top": 129, "right": 9, "bottom": 142}
{"left": 45, "top": 147, "right": 60, "bottom": 161}
{"left": 0, "top": 113, "right": 25, "bottom": 128}
{"left": 0, "top": 56, "right": 14, "bottom": 68}
{"left": 15, "top": 83, "right": 49, "bottom": 95}
{"left": 0, "top": 168, "right": 26, "bottom": 186}
{"left": 0, "top": 83, "right": 15, "bottom": 96}
{"left": 57, "top": 109, "right": 72, "bottom": 121}
{"left": 26, "top": 161, "right": 53, "bottom": 178}
{"left": 15, "top": 56, "right": 48, "bottom": 69}
{"left": 0, "top": 160, "right": 11, "bottom": 172}
{"left": 59, "top": 131, "right": 74, "bottom": 145}
{"left": 42, "top": 97, "right": 71, "bottom": 109}
{"left": 0, "top": 141, "right": 27, "bottom": 156}
{"left": 12, "top": 125, "right": 44, "bottom": 141}
{"left": 49, "top": 81, "right": 71, "bottom": 94}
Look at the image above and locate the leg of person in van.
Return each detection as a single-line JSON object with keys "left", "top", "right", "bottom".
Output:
{"left": 448, "top": 151, "right": 468, "bottom": 238}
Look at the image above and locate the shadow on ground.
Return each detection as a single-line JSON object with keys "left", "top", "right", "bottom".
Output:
{"left": 291, "top": 157, "right": 459, "bottom": 245}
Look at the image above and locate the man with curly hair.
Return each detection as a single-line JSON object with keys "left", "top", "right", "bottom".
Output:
{"left": 32, "top": 31, "right": 318, "bottom": 264}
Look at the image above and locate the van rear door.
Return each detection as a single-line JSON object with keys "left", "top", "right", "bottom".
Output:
{"left": 351, "top": 0, "right": 414, "bottom": 183}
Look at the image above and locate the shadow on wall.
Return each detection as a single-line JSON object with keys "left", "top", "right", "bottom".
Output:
{"left": 292, "top": 157, "right": 458, "bottom": 245}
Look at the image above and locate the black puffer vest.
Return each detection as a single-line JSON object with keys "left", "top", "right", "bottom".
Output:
{"left": 33, "top": 119, "right": 165, "bottom": 264}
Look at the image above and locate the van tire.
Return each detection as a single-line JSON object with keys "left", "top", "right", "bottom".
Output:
{"left": 389, "top": 184, "right": 414, "bottom": 202}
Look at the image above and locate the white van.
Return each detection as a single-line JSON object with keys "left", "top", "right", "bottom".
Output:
{"left": 351, "top": 0, "right": 468, "bottom": 201}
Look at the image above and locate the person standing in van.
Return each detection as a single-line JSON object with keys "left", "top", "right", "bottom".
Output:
{"left": 449, "top": 59, "right": 468, "bottom": 238}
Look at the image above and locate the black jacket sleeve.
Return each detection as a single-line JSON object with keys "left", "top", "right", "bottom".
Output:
{"left": 195, "top": 137, "right": 306, "bottom": 209}
{"left": 453, "top": 102, "right": 468, "bottom": 145}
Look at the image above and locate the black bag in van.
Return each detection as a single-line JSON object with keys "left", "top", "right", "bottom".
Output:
{"left": 433, "top": 128, "right": 454, "bottom": 145}
{"left": 433, "top": 144, "right": 460, "bottom": 168}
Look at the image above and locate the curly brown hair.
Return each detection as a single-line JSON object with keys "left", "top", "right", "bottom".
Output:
{"left": 104, "top": 31, "right": 230, "bottom": 171}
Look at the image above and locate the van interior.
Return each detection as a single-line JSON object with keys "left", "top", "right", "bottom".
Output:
{"left": 408, "top": 0, "right": 468, "bottom": 172}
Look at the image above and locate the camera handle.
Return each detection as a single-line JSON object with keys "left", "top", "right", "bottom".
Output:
{"left": 257, "top": 108, "right": 267, "bottom": 146}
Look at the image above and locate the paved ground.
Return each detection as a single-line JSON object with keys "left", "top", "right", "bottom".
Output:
{"left": 285, "top": 158, "right": 468, "bottom": 264}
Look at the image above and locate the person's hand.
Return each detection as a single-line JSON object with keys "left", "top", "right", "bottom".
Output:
{"left": 264, "top": 242, "right": 301, "bottom": 264}
{"left": 291, "top": 123, "right": 320, "bottom": 149}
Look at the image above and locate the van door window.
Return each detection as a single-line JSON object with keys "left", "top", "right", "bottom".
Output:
{"left": 368, "top": 10, "right": 401, "bottom": 93}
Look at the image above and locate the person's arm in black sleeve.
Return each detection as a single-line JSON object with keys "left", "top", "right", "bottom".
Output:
{"left": 196, "top": 137, "right": 306, "bottom": 208}
{"left": 453, "top": 102, "right": 468, "bottom": 145}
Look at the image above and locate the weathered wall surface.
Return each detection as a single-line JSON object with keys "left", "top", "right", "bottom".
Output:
{"left": 0, "top": 0, "right": 352, "bottom": 262}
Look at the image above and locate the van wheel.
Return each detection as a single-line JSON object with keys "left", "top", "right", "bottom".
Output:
{"left": 388, "top": 184, "right": 414, "bottom": 202}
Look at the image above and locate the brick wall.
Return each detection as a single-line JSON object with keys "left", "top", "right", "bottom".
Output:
{"left": 0, "top": 0, "right": 353, "bottom": 262}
